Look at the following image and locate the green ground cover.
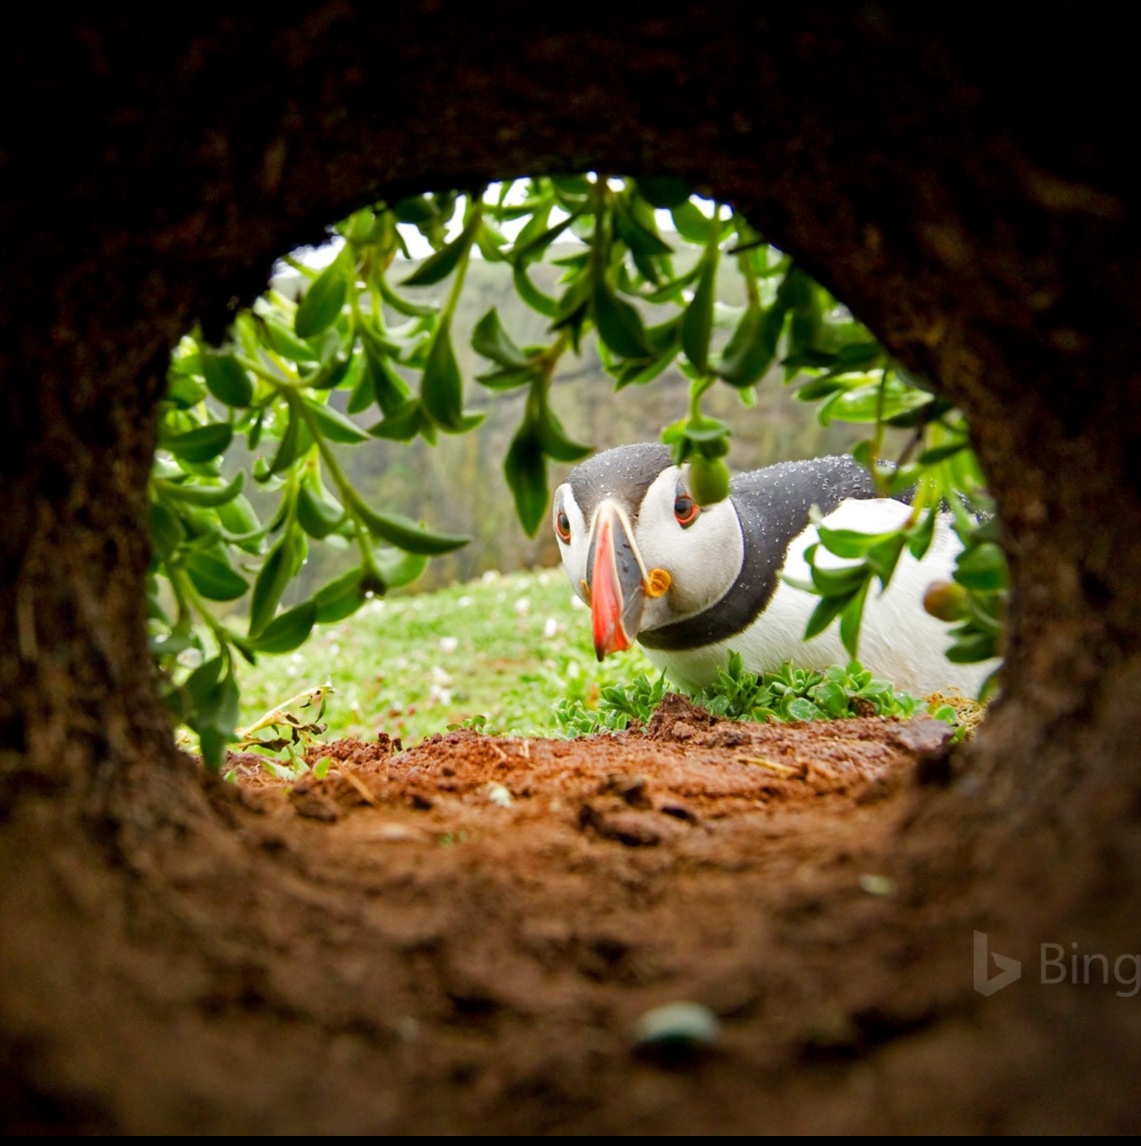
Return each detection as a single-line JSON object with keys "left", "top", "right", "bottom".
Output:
{"left": 236, "top": 565, "right": 650, "bottom": 744}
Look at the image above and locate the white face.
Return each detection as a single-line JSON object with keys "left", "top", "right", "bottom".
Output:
{"left": 552, "top": 480, "right": 593, "bottom": 604}
{"left": 553, "top": 463, "right": 745, "bottom": 633}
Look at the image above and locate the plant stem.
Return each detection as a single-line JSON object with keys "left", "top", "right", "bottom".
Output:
{"left": 440, "top": 198, "right": 482, "bottom": 325}
{"left": 289, "top": 392, "right": 383, "bottom": 581}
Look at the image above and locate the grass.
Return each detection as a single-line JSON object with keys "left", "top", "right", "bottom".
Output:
{"left": 235, "top": 564, "right": 979, "bottom": 751}
{"left": 236, "top": 565, "right": 655, "bottom": 744}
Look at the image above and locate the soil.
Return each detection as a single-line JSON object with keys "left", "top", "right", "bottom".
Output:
{"left": 6, "top": 694, "right": 1139, "bottom": 1133}
{"left": 223, "top": 696, "right": 957, "bottom": 1132}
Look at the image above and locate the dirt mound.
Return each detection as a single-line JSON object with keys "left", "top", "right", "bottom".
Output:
{"left": 185, "top": 710, "right": 988, "bottom": 1132}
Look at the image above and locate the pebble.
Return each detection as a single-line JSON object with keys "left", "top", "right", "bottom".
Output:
{"left": 632, "top": 1001, "right": 721, "bottom": 1054}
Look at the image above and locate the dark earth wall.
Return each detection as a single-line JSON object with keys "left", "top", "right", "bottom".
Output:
{"left": 2, "top": 4, "right": 1140, "bottom": 1132}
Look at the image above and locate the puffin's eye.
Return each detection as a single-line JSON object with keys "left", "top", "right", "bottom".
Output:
{"left": 555, "top": 508, "right": 571, "bottom": 542}
{"left": 674, "top": 493, "right": 700, "bottom": 527}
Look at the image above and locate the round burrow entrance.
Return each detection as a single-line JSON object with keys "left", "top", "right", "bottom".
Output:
{"left": 5, "top": 11, "right": 1141, "bottom": 1133}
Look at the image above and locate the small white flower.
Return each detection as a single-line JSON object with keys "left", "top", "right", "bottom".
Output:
{"left": 543, "top": 617, "right": 560, "bottom": 638}
{"left": 428, "top": 683, "right": 452, "bottom": 705}
{"left": 439, "top": 636, "right": 459, "bottom": 653}
{"left": 458, "top": 595, "right": 474, "bottom": 607}
{"left": 514, "top": 597, "right": 531, "bottom": 615}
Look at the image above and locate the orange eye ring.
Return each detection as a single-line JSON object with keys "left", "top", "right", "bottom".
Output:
{"left": 674, "top": 494, "right": 699, "bottom": 528}
{"left": 555, "top": 508, "right": 571, "bottom": 542}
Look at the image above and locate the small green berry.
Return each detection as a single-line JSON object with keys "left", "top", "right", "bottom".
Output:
{"left": 689, "top": 456, "right": 730, "bottom": 506}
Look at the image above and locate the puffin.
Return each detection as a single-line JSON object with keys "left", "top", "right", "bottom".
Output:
{"left": 552, "top": 442, "right": 995, "bottom": 698}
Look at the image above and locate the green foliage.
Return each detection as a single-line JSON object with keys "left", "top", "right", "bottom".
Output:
{"left": 153, "top": 175, "right": 1004, "bottom": 766}
{"left": 553, "top": 651, "right": 938, "bottom": 736}
{"left": 554, "top": 671, "right": 671, "bottom": 736}
{"left": 787, "top": 363, "right": 1004, "bottom": 691}
{"left": 698, "top": 654, "right": 921, "bottom": 723}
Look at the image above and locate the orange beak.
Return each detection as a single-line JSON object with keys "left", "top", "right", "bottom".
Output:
{"left": 587, "top": 501, "right": 648, "bottom": 661}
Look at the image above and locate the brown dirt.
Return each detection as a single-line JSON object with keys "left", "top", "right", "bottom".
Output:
{"left": 5, "top": 695, "right": 1141, "bottom": 1133}
{"left": 223, "top": 698, "right": 954, "bottom": 1130}
{"left": 188, "top": 699, "right": 1085, "bottom": 1131}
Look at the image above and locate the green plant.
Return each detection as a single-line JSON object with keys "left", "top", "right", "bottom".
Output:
{"left": 554, "top": 670, "right": 670, "bottom": 735}
{"left": 552, "top": 650, "right": 953, "bottom": 738}
{"left": 151, "top": 176, "right": 1002, "bottom": 765}
{"left": 554, "top": 652, "right": 954, "bottom": 738}
{"left": 785, "top": 374, "right": 1004, "bottom": 693}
